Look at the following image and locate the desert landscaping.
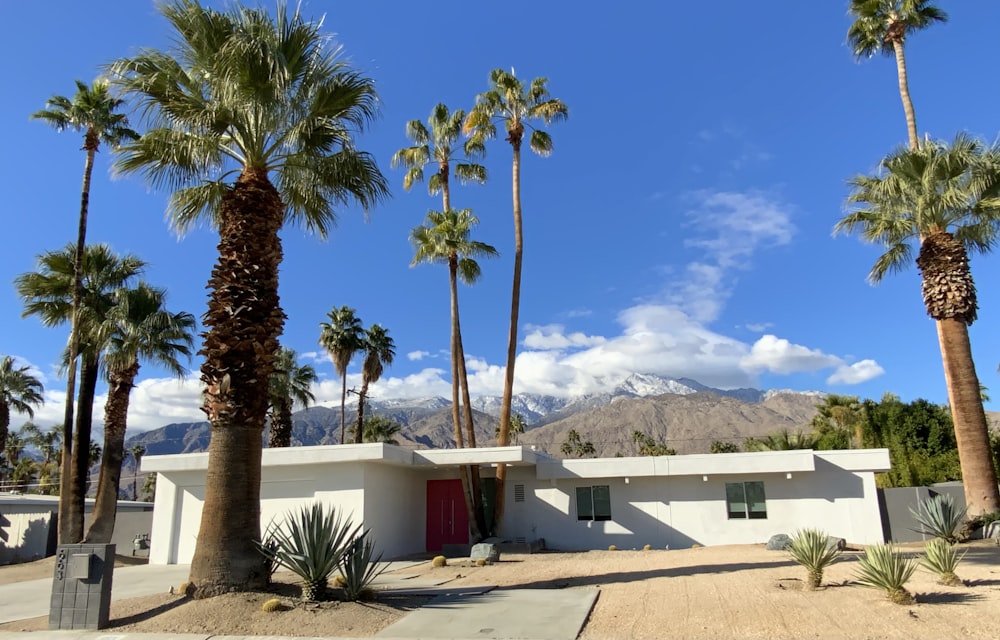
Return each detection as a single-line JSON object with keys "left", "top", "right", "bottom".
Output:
{"left": 1, "top": 541, "right": 999, "bottom": 639}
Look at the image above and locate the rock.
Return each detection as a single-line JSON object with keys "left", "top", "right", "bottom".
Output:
{"left": 470, "top": 542, "right": 500, "bottom": 564}
{"left": 766, "top": 534, "right": 792, "bottom": 551}
{"left": 827, "top": 537, "right": 847, "bottom": 551}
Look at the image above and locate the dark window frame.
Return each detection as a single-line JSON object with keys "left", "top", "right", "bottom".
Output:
{"left": 725, "top": 481, "right": 767, "bottom": 520}
{"left": 576, "top": 485, "right": 612, "bottom": 521}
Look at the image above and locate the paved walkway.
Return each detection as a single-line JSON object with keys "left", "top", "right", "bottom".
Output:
{"left": 0, "top": 561, "right": 597, "bottom": 640}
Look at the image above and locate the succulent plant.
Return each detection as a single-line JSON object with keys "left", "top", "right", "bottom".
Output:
{"left": 920, "top": 538, "right": 965, "bottom": 586}
{"left": 854, "top": 544, "right": 917, "bottom": 605}
{"left": 261, "top": 598, "right": 284, "bottom": 613}
{"left": 788, "top": 529, "right": 842, "bottom": 590}
{"left": 909, "top": 494, "right": 967, "bottom": 544}
{"left": 432, "top": 555, "right": 448, "bottom": 568}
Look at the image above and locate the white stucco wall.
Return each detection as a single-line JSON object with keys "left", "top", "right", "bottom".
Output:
{"left": 361, "top": 463, "right": 427, "bottom": 558}
{"left": 500, "top": 453, "right": 886, "bottom": 549}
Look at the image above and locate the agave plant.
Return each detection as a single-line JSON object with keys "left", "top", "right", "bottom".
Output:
{"left": 909, "top": 494, "right": 967, "bottom": 544}
{"left": 920, "top": 538, "right": 966, "bottom": 586}
{"left": 256, "top": 503, "right": 360, "bottom": 600}
{"left": 854, "top": 544, "right": 918, "bottom": 605}
{"left": 788, "top": 528, "right": 842, "bottom": 590}
{"left": 339, "top": 532, "right": 387, "bottom": 601}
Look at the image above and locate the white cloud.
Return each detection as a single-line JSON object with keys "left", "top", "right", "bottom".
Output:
{"left": 683, "top": 190, "right": 795, "bottom": 269}
{"left": 565, "top": 308, "right": 592, "bottom": 318}
{"left": 522, "top": 324, "right": 606, "bottom": 351}
{"left": 827, "top": 360, "right": 885, "bottom": 385}
{"left": 740, "top": 335, "right": 842, "bottom": 375}
{"left": 743, "top": 322, "right": 773, "bottom": 333}
{"left": 407, "top": 350, "right": 430, "bottom": 361}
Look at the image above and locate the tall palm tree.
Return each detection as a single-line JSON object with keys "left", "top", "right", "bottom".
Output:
{"left": 268, "top": 347, "right": 318, "bottom": 448}
{"left": 496, "top": 412, "right": 526, "bottom": 446}
{"left": 355, "top": 325, "right": 395, "bottom": 443}
{"left": 15, "top": 243, "right": 144, "bottom": 541}
{"left": 361, "top": 413, "right": 403, "bottom": 445}
{"left": 31, "top": 79, "right": 138, "bottom": 536}
{"left": 411, "top": 208, "right": 498, "bottom": 536}
{"left": 847, "top": 0, "right": 947, "bottom": 150}
{"left": 110, "top": 1, "right": 387, "bottom": 595}
{"left": 836, "top": 134, "right": 1000, "bottom": 515}
{"left": 0, "top": 356, "right": 44, "bottom": 457}
{"left": 464, "top": 69, "right": 567, "bottom": 529}
{"left": 130, "top": 444, "right": 146, "bottom": 501}
{"left": 319, "top": 306, "right": 365, "bottom": 444}
{"left": 85, "top": 283, "right": 195, "bottom": 543}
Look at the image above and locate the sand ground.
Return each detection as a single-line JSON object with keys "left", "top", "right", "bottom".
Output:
{"left": 1, "top": 541, "right": 999, "bottom": 639}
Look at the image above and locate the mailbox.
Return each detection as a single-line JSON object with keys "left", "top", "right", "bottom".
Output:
{"left": 49, "top": 544, "right": 115, "bottom": 630}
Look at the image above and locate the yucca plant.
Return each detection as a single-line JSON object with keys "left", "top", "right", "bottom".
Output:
{"left": 854, "top": 544, "right": 918, "bottom": 605}
{"left": 788, "top": 528, "right": 842, "bottom": 589}
{"left": 339, "top": 531, "right": 387, "bottom": 601}
{"left": 256, "top": 503, "right": 360, "bottom": 601}
{"left": 920, "top": 538, "right": 966, "bottom": 586}
{"left": 909, "top": 494, "right": 967, "bottom": 544}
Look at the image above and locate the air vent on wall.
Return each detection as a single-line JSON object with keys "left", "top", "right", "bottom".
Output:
{"left": 514, "top": 484, "right": 525, "bottom": 502}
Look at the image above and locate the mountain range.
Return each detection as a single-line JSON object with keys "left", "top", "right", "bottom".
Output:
{"left": 124, "top": 374, "right": 828, "bottom": 459}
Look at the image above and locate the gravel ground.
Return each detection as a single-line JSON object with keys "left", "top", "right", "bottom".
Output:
{"left": 1, "top": 541, "right": 999, "bottom": 639}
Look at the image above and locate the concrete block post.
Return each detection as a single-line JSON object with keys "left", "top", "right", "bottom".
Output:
{"left": 48, "top": 543, "right": 115, "bottom": 630}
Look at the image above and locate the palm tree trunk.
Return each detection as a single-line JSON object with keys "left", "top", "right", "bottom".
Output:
{"left": 268, "top": 400, "right": 293, "bottom": 447}
{"left": 355, "top": 382, "right": 368, "bottom": 444}
{"left": 340, "top": 375, "right": 347, "bottom": 444}
{"left": 936, "top": 317, "right": 1000, "bottom": 515}
{"left": 0, "top": 402, "right": 9, "bottom": 461}
{"left": 58, "top": 142, "right": 97, "bottom": 544}
{"left": 494, "top": 140, "right": 524, "bottom": 534}
{"left": 85, "top": 362, "right": 138, "bottom": 543}
{"left": 892, "top": 40, "right": 919, "bottom": 150}
{"left": 67, "top": 352, "right": 99, "bottom": 542}
{"left": 132, "top": 452, "right": 142, "bottom": 501}
{"left": 189, "top": 169, "right": 282, "bottom": 597}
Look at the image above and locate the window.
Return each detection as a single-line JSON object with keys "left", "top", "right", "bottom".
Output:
{"left": 576, "top": 485, "right": 611, "bottom": 521}
{"left": 725, "top": 481, "right": 767, "bottom": 519}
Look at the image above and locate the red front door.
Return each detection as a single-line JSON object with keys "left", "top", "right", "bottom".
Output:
{"left": 426, "top": 479, "right": 469, "bottom": 552}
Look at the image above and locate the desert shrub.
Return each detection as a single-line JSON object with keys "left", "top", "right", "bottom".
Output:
{"left": 909, "top": 494, "right": 966, "bottom": 544}
{"left": 176, "top": 581, "right": 195, "bottom": 597}
{"left": 261, "top": 598, "right": 284, "bottom": 613}
{"left": 608, "top": 545, "right": 617, "bottom": 551}
{"left": 920, "top": 538, "right": 965, "bottom": 586}
{"left": 256, "top": 502, "right": 360, "bottom": 601}
{"left": 476, "top": 558, "right": 487, "bottom": 567}
{"left": 432, "top": 555, "right": 447, "bottom": 567}
{"left": 788, "top": 529, "right": 842, "bottom": 590}
{"left": 854, "top": 544, "right": 917, "bottom": 605}
{"left": 643, "top": 544, "right": 652, "bottom": 551}
{"left": 339, "top": 532, "right": 387, "bottom": 602}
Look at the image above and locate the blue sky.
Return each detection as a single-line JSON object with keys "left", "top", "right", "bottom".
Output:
{"left": 4, "top": 1, "right": 1000, "bottom": 433}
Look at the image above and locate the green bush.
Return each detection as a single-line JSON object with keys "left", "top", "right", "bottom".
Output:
{"left": 256, "top": 502, "right": 360, "bottom": 601}
{"left": 909, "top": 494, "right": 966, "bottom": 544}
{"left": 788, "top": 529, "right": 842, "bottom": 590}
{"left": 854, "top": 544, "right": 917, "bottom": 605}
{"left": 920, "top": 538, "right": 965, "bottom": 586}
{"left": 339, "top": 532, "right": 387, "bottom": 602}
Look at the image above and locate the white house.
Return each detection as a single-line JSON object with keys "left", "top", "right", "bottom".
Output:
{"left": 143, "top": 444, "right": 891, "bottom": 564}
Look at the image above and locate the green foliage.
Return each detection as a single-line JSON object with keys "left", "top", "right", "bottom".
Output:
{"left": 431, "top": 555, "right": 447, "bottom": 568}
{"left": 608, "top": 545, "right": 618, "bottom": 551}
{"left": 744, "top": 429, "right": 818, "bottom": 452}
{"left": 920, "top": 539, "right": 965, "bottom": 586}
{"left": 909, "top": 494, "right": 967, "bottom": 544}
{"left": 788, "top": 529, "right": 842, "bottom": 590}
{"left": 360, "top": 414, "right": 404, "bottom": 445}
{"left": 863, "top": 395, "right": 963, "bottom": 487}
{"left": 632, "top": 431, "right": 676, "bottom": 456}
{"left": 339, "top": 532, "right": 387, "bottom": 602}
{"left": 709, "top": 440, "right": 740, "bottom": 454}
{"left": 255, "top": 503, "right": 361, "bottom": 601}
{"left": 643, "top": 544, "right": 652, "bottom": 551}
{"left": 853, "top": 544, "right": 917, "bottom": 604}
{"left": 560, "top": 430, "right": 596, "bottom": 458}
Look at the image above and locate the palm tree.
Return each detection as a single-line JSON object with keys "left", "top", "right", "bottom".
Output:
{"left": 361, "top": 413, "right": 403, "bottom": 445}
{"left": 1, "top": 430, "right": 28, "bottom": 490}
{"left": 15, "top": 243, "right": 144, "bottom": 541}
{"left": 411, "top": 208, "right": 498, "bottom": 537}
{"left": 847, "top": 0, "right": 947, "bottom": 149}
{"left": 0, "top": 356, "right": 44, "bottom": 457}
{"left": 21, "top": 422, "right": 62, "bottom": 495}
{"left": 743, "top": 429, "right": 820, "bottom": 452}
{"left": 130, "top": 444, "right": 146, "bottom": 501}
{"left": 268, "top": 347, "right": 318, "bottom": 448}
{"left": 31, "top": 79, "right": 138, "bottom": 536}
{"left": 354, "top": 325, "right": 395, "bottom": 443}
{"left": 319, "top": 306, "right": 365, "bottom": 444}
{"left": 836, "top": 134, "right": 1000, "bottom": 515}
{"left": 110, "top": 0, "right": 388, "bottom": 595}
{"left": 497, "top": 412, "right": 526, "bottom": 446}
{"left": 464, "top": 68, "right": 567, "bottom": 529}
{"left": 85, "top": 283, "right": 195, "bottom": 543}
